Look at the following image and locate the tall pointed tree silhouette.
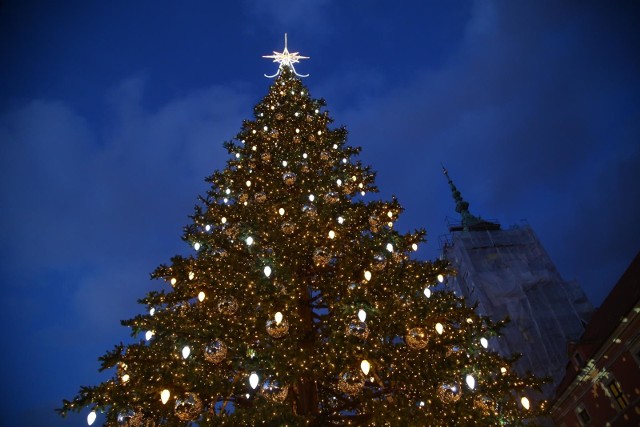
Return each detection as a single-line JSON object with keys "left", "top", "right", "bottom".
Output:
{"left": 60, "top": 40, "right": 545, "bottom": 426}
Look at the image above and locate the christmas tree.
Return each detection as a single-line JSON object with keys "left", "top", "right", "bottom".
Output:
{"left": 59, "top": 38, "right": 545, "bottom": 426}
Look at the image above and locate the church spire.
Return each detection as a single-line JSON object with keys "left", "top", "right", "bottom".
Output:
{"left": 442, "top": 165, "right": 500, "bottom": 232}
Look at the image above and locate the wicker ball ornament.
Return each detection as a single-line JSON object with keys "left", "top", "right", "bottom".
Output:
{"left": 372, "top": 254, "right": 387, "bottom": 271}
{"left": 293, "top": 135, "right": 301, "bottom": 144}
{"left": 261, "top": 378, "right": 289, "bottom": 402}
{"left": 261, "top": 152, "right": 272, "bottom": 162}
{"left": 406, "top": 327, "right": 429, "bottom": 349}
{"left": 324, "top": 192, "right": 339, "bottom": 204}
{"left": 345, "top": 320, "right": 369, "bottom": 339}
{"left": 218, "top": 297, "right": 238, "bottom": 316}
{"left": 281, "top": 222, "right": 295, "bottom": 235}
{"left": 203, "top": 340, "right": 227, "bottom": 364}
{"left": 337, "top": 370, "right": 365, "bottom": 395}
{"left": 266, "top": 318, "right": 289, "bottom": 338}
{"left": 255, "top": 192, "right": 267, "bottom": 203}
{"left": 438, "top": 384, "right": 461, "bottom": 404}
{"left": 320, "top": 151, "right": 330, "bottom": 161}
{"left": 303, "top": 204, "right": 317, "bottom": 217}
{"left": 313, "top": 249, "right": 332, "bottom": 267}
{"left": 283, "top": 172, "right": 297, "bottom": 185}
{"left": 117, "top": 410, "right": 143, "bottom": 427}
{"left": 174, "top": 392, "right": 203, "bottom": 421}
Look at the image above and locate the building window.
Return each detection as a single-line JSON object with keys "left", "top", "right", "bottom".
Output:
{"left": 575, "top": 404, "right": 591, "bottom": 426}
{"left": 607, "top": 380, "right": 629, "bottom": 409}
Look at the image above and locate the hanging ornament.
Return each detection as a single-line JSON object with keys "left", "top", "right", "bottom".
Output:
{"left": 239, "top": 193, "right": 249, "bottom": 203}
{"left": 406, "top": 327, "right": 429, "bottom": 349}
{"left": 264, "top": 266, "right": 272, "bottom": 277}
{"left": 117, "top": 410, "right": 143, "bottom": 427}
{"left": 320, "top": 151, "right": 330, "bottom": 161}
{"left": 145, "top": 330, "right": 154, "bottom": 341}
{"left": 437, "top": 274, "right": 445, "bottom": 283}
{"left": 474, "top": 397, "right": 494, "bottom": 416}
{"left": 328, "top": 230, "right": 336, "bottom": 239}
{"left": 249, "top": 372, "right": 259, "bottom": 389}
{"left": 203, "top": 340, "right": 227, "bottom": 364}
{"left": 313, "top": 248, "right": 332, "bottom": 267}
{"left": 293, "top": 135, "right": 301, "bottom": 144}
{"left": 266, "top": 317, "right": 289, "bottom": 338}
{"left": 435, "top": 322, "right": 444, "bottom": 335}
{"left": 261, "top": 152, "right": 272, "bottom": 162}
{"left": 324, "top": 192, "right": 339, "bottom": 203}
{"left": 337, "top": 369, "right": 365, "bottom": 395}
{"left": 372, "top": 254, "right": 387, "bottom": 271}
{"left": 278, "top": 207, "right": 285, "bottom": 216}
{"left": 309, "top": 134, "right": 316, "bottom": 142}
{"left": 270, "top": 129, "right": 279, "bottom": 139}
{"left": 218, "top": 297, "right": 238, "bottom": 315}
{"left": 466, "top": 374, "right": 476, "bottom": 390}
{"left": 161, "top": 389, "right": 171, "bottom": 404}
{"left": 438, "top": 384, "right": 461, "bottom": 404}
{"left": 300, "top": 162, "right": 310, "bottom": 173}
{"left": 283, "top": 172, "right": 297, "bottom": 185}
{"left": 188, "top": 271, "right": 195, "bottom": 280}
{"left": 261, "top": 378, "right": 289, "bottom": 402}
{"left": 174, "top": 392, "right": 203, "bottom": 421}
{"left": 255, "top": 192, "right": 267, "bottom": 203}
{"left": 281, "top": 222, "right": 295, "bottom": 235}
{"left": 423, "top": 287, "right": 432, "bottom": 298}
{"left": 480, "top": 337, "right": 489, "bottom": 348}
{"left": 275, "top": 112, "right": 284, "bottom": 120}
{"left": 360, "top": 360, "right": 371, "bottom": 376}
{"left": 306, "top": 114, "right": 313, "bottom": 122}
{"left": 521, "top": 397, "right": 530, "bottom": 410}
{"left": 181, "top": 345, "right": 191, "bottom": 359}
{"left": 369, "top": 215, "right": 381, "bottom": 232}
{"left": 198, "top": 292, "right": 205, "bottom": 302}
{"left": 170, "top": 278, "right": 177, "bottom": 286}
{"left": 357, "top": 309, "right": 367, "bottom": 322}
{"left": 364, "top": 270, "right": 372, "bottom": 281}
{"left": 87, "top": 411, "right": 97, "bottom": 426}
{"left": 303, "top": 204, "right": 317, "bottom": 217}
{"left": 345, "top": 320, "right": 369, "bottom": 339}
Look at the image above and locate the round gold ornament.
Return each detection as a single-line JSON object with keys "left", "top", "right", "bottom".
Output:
{"left": 474, "top": 397, "right": 494, "bottom": 415}
{"left": 281, "top": 222, "right": 295, "bottom": 235}
{"left": 218, "top": 297, "right": 238, "bottom": 315}
{"left": 275, "top": 112, "right": 284, "bottom": 120}
{"left": 203, "top": 340, "right": 227, "bottom": 364}
{"left": 345, "top": 320, "right": 369, "bottom": 339}
{"left": 300, "top": 162, "right": 310, "bottom": 173}
{"left": 239, "top": 193, "right": 248, "bottom": 203}
{"left": 283, "top": 172, "right": 297, "bottom": 185}
{"left": 117, "top": 410, "right": 143, "bottom": 427}
{"left": 255, "top": 192, "right": 267, "bottom": 203}
{"left": 320, "top": 151, "right": 330, "bottom": 161}
{"left": 324, "top": 192, "right": 339, "bottom": 204}
{"left": 438, "top": 384, "right": 461, "bottom": 404}
{"left": 270, "top": 129, "right": 279, "bottom": 139}
{"left": 261, "top": 378, "right": 289, "bottom": 402}
{"left": 369, "top": 215, "right": 380, "bottom": 232}
{"left": 261, "top": 152, "right": 272, "bottom": 162}
{"left": 266, "top": 318, "right": 289, "bottom": 338}
{"left": 174, "top": 392, "right": 203, "bottom": 421}
{"left": 372, "top": 254, "right": 387, "bottom": 271}
{"left": 293, "top": 135, "right": 301, "bottom": 144}
{"left": 337, "top": 370, "right": 365, "bottom": 395}
{"left": 313, "top": 248, "right": 331, "bottom": 267}
{"left": 406, "top": 327, "right": 429, "bottom": 350}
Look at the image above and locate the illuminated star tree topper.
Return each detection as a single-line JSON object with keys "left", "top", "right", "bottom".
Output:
{"left": 263, "top": 33, "right": 309, "bottom": 78}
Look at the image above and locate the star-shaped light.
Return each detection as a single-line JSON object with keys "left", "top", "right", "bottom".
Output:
{"left": 263, "top": 33, "right": 309, "bottom": 78}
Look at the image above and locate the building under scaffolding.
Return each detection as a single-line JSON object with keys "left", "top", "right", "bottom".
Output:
{"left": 440, "top": 168, "right": 593, "bottom": 400}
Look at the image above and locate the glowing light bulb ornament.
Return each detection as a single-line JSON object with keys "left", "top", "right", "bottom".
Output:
{"left": 145, "top": 330, "right": 154, "bottom": 341}
{"left": 521, "top": 397, "right": 530, "bottom": 410}
{"left": 249, "top": 372, "right": 259, "bottom": 389}
{"left": 435, "top": 322, "right": 444, "bottom": 335}
{"left": 466, "top": 374, "right": 476, "bottom": 390}
{"left": 423, "top": 287, "right": 431, "bottom": 298}
{"left": 161, "top": 389, "right": 170, "bottom": 404}
{"left": 182, "top": 345, "right": 191, "bottom": 359}
{"left": 264, "top": 266, "right": 272, "bottom": 277}
{"left": 274, "top": 311, "right": 283, "bottom": 324}
{"left": 198, "top": 291, "right": 205, "bottom": 302}
{"left": 480, "top": 337, "right": 489, "bottom": 348}
{"left": 358, "top": 309, "right": 367, "bottom": 322}
{"left": 361, "top": 360, "right": 371, "bottom": 375}
{"left": 364, "top": 270, "right": 372, "bottom": 282}
{"left": 87, "top": 411, "right": 97, "bottom": 425}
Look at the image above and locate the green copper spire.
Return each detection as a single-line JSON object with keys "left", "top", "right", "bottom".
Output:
{"left": 442, "top": 165, "right": 500, "bottom": 232}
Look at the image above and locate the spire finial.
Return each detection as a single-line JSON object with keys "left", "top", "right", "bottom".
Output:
{"left": 441, "top": 164, "right": 499, "bottom": 232}
{"left": 263, "top": 33, "right": 309, "bottom": 78}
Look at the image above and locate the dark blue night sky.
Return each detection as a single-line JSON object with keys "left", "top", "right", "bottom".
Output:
{"left": 1, "top": 1, "right": 639, "bottom": 426}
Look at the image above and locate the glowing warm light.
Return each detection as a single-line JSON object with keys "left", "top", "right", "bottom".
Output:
{"left": 437, "top": 274, "right": 444, "bottom": 283}
{"left": 361, "top": 360, "right": 371, "bottom": 375}
{"left": 364, "top": 270, "right": 372, "bottom": 281}
{"left": 145, "top": 330, "right": 154, "bottom": 341}
{"left": 336, "top": 179, "right": 342, "bottom": 186}
{"left": 170, "top": 278, "right": 177, "bottom": 286}
{"left": 309, "top": 194, "right": 315, "bottom": 202}
{"left": 419, "top": 401, "right": 425, "bottom": 407}
{"left": 423, "top": 288, "right": 431, "bottom": 298}
{"left": 87, "top": 411, "right": 97, "bottom": 425}
{"left": 435, "top": 323, "right": 444, "bottom": 335}
{"left": 264, "top": 266, "right": 272, "bottom": 277}
{"left": 246, "top": 236, "right": 254, "bottom": 246}
{"left": 121, "top": 374, "right": 130, "bottom": 383}
{"left": 387, "top": 211, "right": 393, "bottom": 218}
{"left": 188, "top": 271, "right": 195, "bottom": 280}
{"left": 221, "top": 217, "right": 227, "bottom": 224}
{"left": 358, "top": 309, "right": 367, "bottom": 322}
{"left": 411, "top": 243, "right": 418, "bottom": 251}
{"left": 278, "top": 208, "right": 285, "bottom": 215}
{"left": 194, "top": 242, "right": 201, "bottom": 251}
{"left": 275, "top": 312, "right": 283, "bottom": 324}
{"left": 198, "top": 292, "right": 205, "bottom": 302}
{"left": 466, "top": 374, "right": 475, "bottom": 390}
{"left": 249, "top": 372, "right": 259, "bottom": 389}
{"left": 282, "top": 160, "right": 288, "bottom": 166}
{"left": 480, "top": 337, "right": 488, "bottom": 348}
{"left": 386, "top": 243, "right": 393, "bottom": 252}
{"left": 161, "top": 389, "right": 170, "bottom": 404}
{"left": 205, "top": 224, "right": 211, "bottom": 231}
{"left": 246, "top": 180, "right": 251, "bottom": 187}
{"left": 328, "top": 230, "right": 335, "bottom": 239}
{"left": 182, "top": 346, "right": 191, "bottom": 359}
{"left": 303, "top": 153, "right": 308, "bottom": 158}
{"left": 262, "top": 34, "right": 309, "bottom": 78}
{"left": 500, "top": 367, "right": 507, "bottom": 374}
{"left": 150, "top": 308, "right": 155, "bottom": 316}
{"left": 521, "top": 397, "right": 530, "bottom": 410}
{"left": 338, "top": 216, "right": 344, "bottom": 224}
{"left": 225, "top": 188, "right": 231, "bottom": 195}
